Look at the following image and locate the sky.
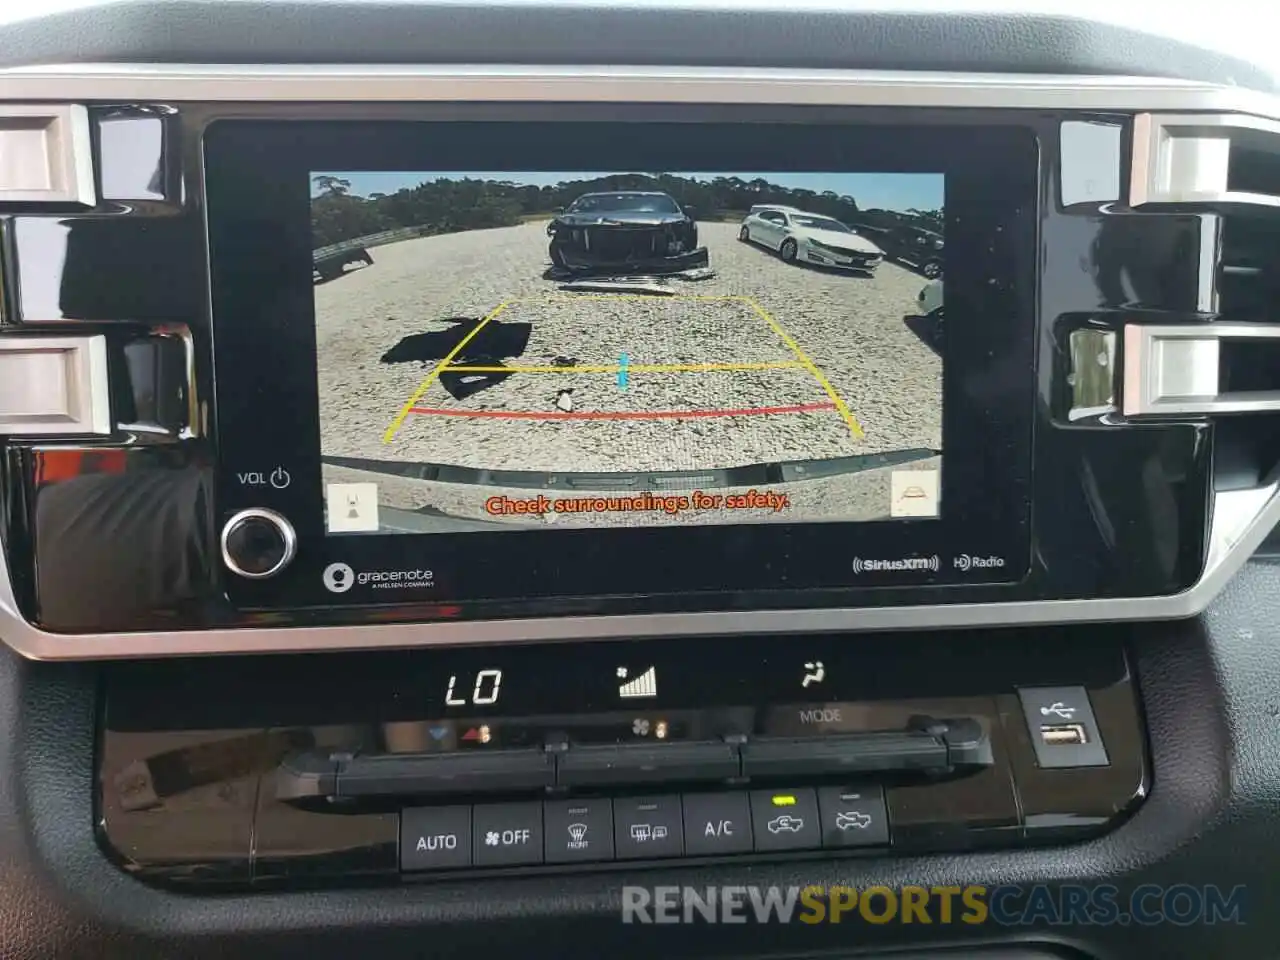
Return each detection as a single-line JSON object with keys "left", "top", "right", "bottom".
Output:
{"left": 312, "top": 171, "right": 945, "bottom": 213}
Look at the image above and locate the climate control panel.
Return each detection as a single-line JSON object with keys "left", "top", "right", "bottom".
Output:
{"left": 402, "top": 787, "right": 889, "bottom": 871}
{"left": 95, "top": 632, "right": 1147, "bottom": 889}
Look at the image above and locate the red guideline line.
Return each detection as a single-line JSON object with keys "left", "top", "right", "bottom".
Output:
{"left": 407, "top": 402, "right": 836, "bottom": 421}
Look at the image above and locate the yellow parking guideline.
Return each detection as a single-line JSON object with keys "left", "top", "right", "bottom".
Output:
{"left": 443, "top": 361, "right": 805, "bottom": 374}
{"left": 382, "top": 300, "right": 511, "bottom": 443}
{"left": 529, "top": 293, "right": 743, "bottom": 302}
{"left": 742, "top": 296, "right": 864, "bottom": 439}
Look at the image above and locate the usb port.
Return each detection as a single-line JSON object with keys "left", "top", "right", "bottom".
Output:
{"left": 1039, "top": 723, "right": 1088, "bottom": 746}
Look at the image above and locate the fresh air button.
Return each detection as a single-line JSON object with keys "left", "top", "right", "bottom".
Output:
{"left": 474, "top": 802, "right": 544, "bottom": 867}
{"left": 544, "top": 798, "right": 614, "bottom": 863}
{"left": 614, "top": 795, "right": 683, "bottom": 859}
{"left": 682, "top": 792, "right": 754, "bottom": 855}
{"left": 401, "top": 805, "right": 471, "bottom": 871}
{"left": 1016, "top": 686, "right": 1110, "bottom": 769}
{"left": 749, "top": 788, "right": 821, "bottom": 852}
{"left": 817, "top": 785, "right": 890, "bottom": 848}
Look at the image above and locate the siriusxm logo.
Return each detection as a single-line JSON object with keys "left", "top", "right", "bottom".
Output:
{"left": 323, "top": 562, "right": 435, "bottom": 593}
{"left": 850, "top": 556, "right": 939, "bottom": 574}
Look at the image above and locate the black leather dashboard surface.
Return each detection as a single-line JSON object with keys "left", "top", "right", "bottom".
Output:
{"left": 0, "top": 560, "right": 1277, "bottom": 959}
{"left": 0, "top": 0, "right": 1272, "bottom": 93}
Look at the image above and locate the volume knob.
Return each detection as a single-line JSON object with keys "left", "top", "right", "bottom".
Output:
{"left": 221, "top": 508, "right": 297, "bottom": 579}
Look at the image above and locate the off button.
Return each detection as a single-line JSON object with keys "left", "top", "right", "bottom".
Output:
{"left": 474, "top": 802, "right": 543, "bottom": 866}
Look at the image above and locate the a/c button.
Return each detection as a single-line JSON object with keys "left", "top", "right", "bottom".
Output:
{"left": 682, "top": 792, "right": 754, "bottom": 855}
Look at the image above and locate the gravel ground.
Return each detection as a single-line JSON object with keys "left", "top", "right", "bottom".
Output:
{"left": 314, "top": 219, "right": 941, "bottom": 528}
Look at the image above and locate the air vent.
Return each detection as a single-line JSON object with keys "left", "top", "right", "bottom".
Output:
{"left": 0, "top": 105, "right": 95, "bottom": 208}
{"left": 1124, "top": 113, "right": 1280, "bottom": 421}
{"left": 1125, "top": 112, "right": 1280, "bottom": 499}
{"left": 1131, "top": 113, "right": 1280, "bottom": 212}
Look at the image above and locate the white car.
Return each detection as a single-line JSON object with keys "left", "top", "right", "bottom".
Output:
{"left": 918, "top": 278, "right": 943, "bottom": 316}
{"left": 739, "top": 206, "right": 883, "bottom": 272}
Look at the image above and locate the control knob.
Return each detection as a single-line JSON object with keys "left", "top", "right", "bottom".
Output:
{"left": 221, "top": 508, "right": 297, "bottom": 579}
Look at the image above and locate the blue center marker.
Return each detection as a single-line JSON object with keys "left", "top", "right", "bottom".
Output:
{"left": 618, "top": 352, "right": 630, "bottom": 390}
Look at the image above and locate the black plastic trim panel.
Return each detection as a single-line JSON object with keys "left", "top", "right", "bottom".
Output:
{"left": 0, "top": 2, "right": 1271, "bottom": 93}
{"left": 0, "top": 561, "right": 1278, "bottom": 958}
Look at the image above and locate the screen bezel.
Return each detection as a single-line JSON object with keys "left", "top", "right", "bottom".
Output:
{"left": 204, "top": 118, "right": 1037, "bottom": 614}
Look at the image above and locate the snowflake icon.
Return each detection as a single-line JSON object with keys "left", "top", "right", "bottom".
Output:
{"left": 485, "top": 831, "right": 500, "bottom": 846}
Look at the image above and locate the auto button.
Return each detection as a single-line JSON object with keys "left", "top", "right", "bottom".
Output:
{"left": 401, "top": 805, "right": 471, "bottom": 871}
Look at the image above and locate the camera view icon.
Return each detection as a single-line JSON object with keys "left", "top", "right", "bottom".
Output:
{"left": 890, "top": 469, "right": 940, "bottom": 518}
{"left": 322, "top": 562, "right": 355, "bottom": 593}
{"left": 325, "top": 482, "right": 379, "bottom": 533}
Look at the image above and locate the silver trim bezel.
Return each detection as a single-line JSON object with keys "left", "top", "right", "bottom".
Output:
{"left": 1, "top": 476, "right": 1276, "bottom": 660}
{"left": 0, "top": 334, "right": 111, "bottom": 436}
{"left": 1130, "top": 111, "right": 1280, "bottom": 208}
{"left": 0, "top": 64, "right": 1278, "bottom": 659}
{"left": 0, "top": 103, "right": 94, "bottom": 206}
{"left": 220, "top": 508, "right": 298, "bottom": 580}
{"left": 1123, "top": 323, "right": 1280, "bottom": 416}
{"left": 0, "top": 64, "right": 1274, "bottom": 117}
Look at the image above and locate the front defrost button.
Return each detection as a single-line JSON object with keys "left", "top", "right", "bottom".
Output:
{"left": 543, "top": 798, "right": 614, "bottom": 863}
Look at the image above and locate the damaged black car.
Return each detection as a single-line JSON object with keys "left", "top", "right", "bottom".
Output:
{"left": 547, "top": 191, "right": 710, "bottom": 276}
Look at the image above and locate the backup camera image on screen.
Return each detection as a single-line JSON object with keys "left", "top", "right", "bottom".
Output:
{"left": 311, "top": 171, "right": 944, "bottom": 534}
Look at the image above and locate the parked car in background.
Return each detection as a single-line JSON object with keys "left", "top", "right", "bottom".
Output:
{"left": 918, "top": 277, "right": 943, "bottom": 316}
{"left": 547, "top": 191, "right": 708, "bottom": 276}
{"left": 856, "top": 222, "right": 944, "bottom": 278}
{"left": 739, "top": 206, "right": 883, "bottom": 273}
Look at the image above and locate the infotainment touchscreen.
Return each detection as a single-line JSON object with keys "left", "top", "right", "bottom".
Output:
{"left": 310, "top": 170, "right": 945, "bottom": 536}
{"left": 206, "top": 118, "right": 1036, "bottom": 608}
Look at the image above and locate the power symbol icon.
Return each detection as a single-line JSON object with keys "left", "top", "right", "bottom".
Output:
{"left": 270, "top": 467, "right": 291, "bottom": 489}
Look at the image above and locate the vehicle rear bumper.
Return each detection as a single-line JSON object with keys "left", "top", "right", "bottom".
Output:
{"left": 555, "top": 245, "right": 710, "bottom": 276}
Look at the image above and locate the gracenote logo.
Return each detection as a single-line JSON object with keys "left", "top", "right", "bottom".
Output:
{"left": 323, "top": 562, "right": 355, "bottom": 593}
{"left": 322, "top": 562, "right": 435, "bottom": 593}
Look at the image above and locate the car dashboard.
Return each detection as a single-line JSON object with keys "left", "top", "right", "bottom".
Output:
{"left": 3, "top": 3, "right": 1280, "bottom": 959}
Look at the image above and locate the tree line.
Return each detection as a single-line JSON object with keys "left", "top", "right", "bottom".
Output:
{"left": 311, "top": 172, "right": 942, "bottom": 248}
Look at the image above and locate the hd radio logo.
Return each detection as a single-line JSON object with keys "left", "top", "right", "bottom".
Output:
{"left": 620, "top": 884, "right": 1247, "bottom": 927}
